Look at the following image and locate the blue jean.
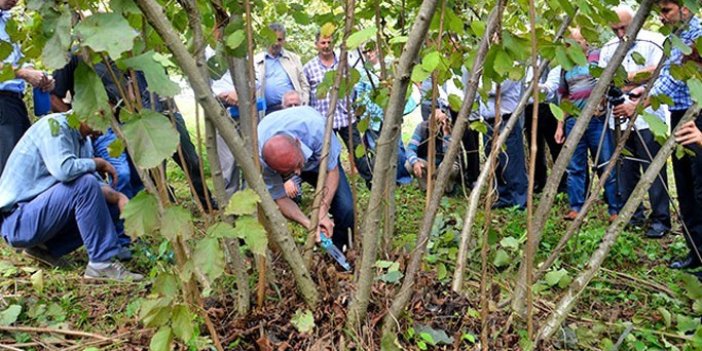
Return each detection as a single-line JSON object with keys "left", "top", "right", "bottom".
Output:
{"left": 484, "top": 114, "right": 528, "bottom": 208}
{"left": 300, "top": 164, "right": 355, "bottom": 249}
{"left": 93, "top": 129, "right": 142, "bottom": 247}
{"left": 363, "top": 128, "right": 412, "bottom": 185}
{"left": 0, "top": 175, "right": 121, "bottom": 262}
{"left": 565, "top": 116, "right": 620, "bottom": 214}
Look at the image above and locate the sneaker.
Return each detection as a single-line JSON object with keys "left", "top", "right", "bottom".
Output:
{"left": 563, "top": 210, "right": 578, "bottom": 221}
{"left": 645, "top": 226, "right": 667, "bottom": 239}
{"left": 116, "top": 246, "right": 133, "bottom": 261}
{"left": 23, "top": 246, "right": 69, "bottom": 268}
{"left": 84, "top": 262, "right": 144, "bottom": 282}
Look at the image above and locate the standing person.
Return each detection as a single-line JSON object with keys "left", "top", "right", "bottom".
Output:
{"left": 0, "top": 113, "right": 143, "bottom": 281}
{"left": 254, "top": 23, "right": 309, "bottom": 114}
{"left": 0, "top": 0, "right": 55, "bottom": 176}
{"left": 524, "top": 64, "right": 567, "bottom": 194}
{"left": 304, "top": 30, "right": 373, "bottom": 188}
{"left": 480, "top": 79, "right": 528, "bottom": 209}
{"left": 555, "top": 28, "right": 620, "bottom": 221}
{"left": 258, "top": 106, "right": 354, "bottom": 250}
{"left": 614, "top": 0, "right": 702, "bottom": 270}
{"left": 600, "top": 5, "right": 670, "bottom": 238}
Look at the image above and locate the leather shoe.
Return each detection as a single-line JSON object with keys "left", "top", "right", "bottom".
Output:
{"left": 669, "top": 255, "right": 702, "bottom": 270}
{"left": 645, "top": 227, "right": 667, "bottom": 239}
{"left": 563, "top": 210, "right": 578, "bottom": 221}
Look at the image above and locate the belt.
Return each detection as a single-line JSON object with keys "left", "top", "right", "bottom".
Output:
{"left": 0, "top": 90, "right": 23, "bottom": 99}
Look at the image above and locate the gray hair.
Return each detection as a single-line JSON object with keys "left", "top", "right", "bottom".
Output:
{"left": 282, "top": 90, "right": 301, "bottom": 108}
{"left": 269, "top": 23, "right": 285, "bottom": 35}
{"left": 613, "top": 4, "right": 634, "bottom": 17}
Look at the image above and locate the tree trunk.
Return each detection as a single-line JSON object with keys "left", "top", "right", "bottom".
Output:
{"left": 345, "top": 0, "right": 441, "bottom": 330}
{"left": 135, "top": 0, "right": 319, "bottom": 308}
{"left": 511, "top": 0, "right": 654, "bottom": 316}
{"left": 378, "top": 1, "right": 506, "bottom": 340}
{"left": 536, "top": 103, "right": 701, "bottom": 342}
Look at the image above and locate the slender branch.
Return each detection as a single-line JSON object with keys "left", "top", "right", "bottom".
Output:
{"left": 0, "top": 326, "right": 110, "bottom": 341}
{"left": 425, "top": 0, "right": 446, "bottom": 205}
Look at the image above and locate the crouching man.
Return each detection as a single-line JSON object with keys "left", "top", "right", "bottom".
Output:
{"left": 0, "top": 113, "right": 143, "bottom": 281}
{"left": 258, "top": 106, "right": 354, "bottom": 249}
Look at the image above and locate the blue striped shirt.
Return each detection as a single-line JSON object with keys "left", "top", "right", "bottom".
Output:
{"left": 0, "top": 11, "right": 25, "bottom": 93}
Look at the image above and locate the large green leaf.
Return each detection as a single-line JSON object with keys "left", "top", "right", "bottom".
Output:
{"left": 122, "top": 110, "right": 179, "bottom": 169}
{"left": 290, "top": 309, "right": 315, "bottom": 334}
{"left": 346, "top": 26, "right": 377, "bottom": 50}
{"left": 41, "top": 8, "right": 72, "bottom": 70}
{"left": 149, "top": 326, "right": 173, "bottom": 351}
{"left": 73, "top": 62, "right": 112, "bottom": 131}
{"left": 153, "top": 273, "right": 179, "bottom": 299}
{"left": 0, "top": 305, "right": 21, "bottom": 326}
{"left": 160, "top": 205, "right": 193, "bottom": 242}
{"left": 75, "top": 13, "right": 138, "bottom": 58}
{"left": 171, "top": 305, "right": 194, "bottom": 342}
{"left": 224, "top": 188, "right": 260, "bottom": 216}
{"left": 193, "top": 238, "right": 225, "bottom": 282}
{"left": 206, "top": 222, "right": 237, "bottom": 239}
{"left": 421, "top": 51, "right": 441, "bottom": 72}
{"left": 641, "top": 112, "right": 669, "bottom": 139}
{"left": 493, "top": 48, "right": 512, "bottom": 76}
{"left": 121, "top": 191, "right": 160, "bottom": 238}
{"left": 119, "top": 51, "right": 181, "bottom": 97}
{"left": 687, "top": 78, "right": 702, "bottom": 105}
{"left": 140, "top": 298, "right": 172, "bottom": 327}
{"left": 233, "top": 216, "right": 268, "bottom": 256}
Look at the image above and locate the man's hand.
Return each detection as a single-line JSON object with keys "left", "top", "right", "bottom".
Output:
{"left": 555, "top": 124, "right": 565, "bottom": 144}
{"left": 613, "top": 100, "right": 637, "bottom": 118}
{"left": 117, "top": 192, "right": 129, "bottom": 213}
{"left": 17, "top": 68, "right": 54, "bottom": 91}
{"left": 412, "top": 161, "right": 425, "bottom": 178}
{"left": 284, "top": 178, "right": 300, "bottom": 198}
{"left": 218, "top": 90, "right": 238, "bottom": 106}
{"left": 318, "top": 216, "right": 335, "bottom": 242}
{"left": 675, "top": 121, "right": 702, "bottom": 147}
{"left": 93, "top": 158, "right": 118, "bottom": 187}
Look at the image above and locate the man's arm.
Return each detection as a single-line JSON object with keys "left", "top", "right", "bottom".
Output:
{"left": 275, "top": 196, "right": 311, "bottom": 229}
{"left": 319, "top": 166, "right": 340, "bottom": 218}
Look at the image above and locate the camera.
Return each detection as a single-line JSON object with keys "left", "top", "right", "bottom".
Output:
{"left": 607, "top": 86, "right": 626, "bottom": 107}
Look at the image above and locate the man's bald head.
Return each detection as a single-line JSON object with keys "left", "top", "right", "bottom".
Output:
{"left": 611, "top": 5, "right": 634, "bottom": 39}
{"left": 262, "top": 134, "right": 305, "bottom": 176}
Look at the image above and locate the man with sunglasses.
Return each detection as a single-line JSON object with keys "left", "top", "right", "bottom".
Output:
{"left": 600, "top": 5, "right": 671, "bottom": 239}
{"left": 254, "top": 23, "right": 309, "bottom": 115}
{"left": 258, "top": 106, "right": 354, "bottom": 250}
{"left": 614, "top": 0, "right": 702, "bottom": 271}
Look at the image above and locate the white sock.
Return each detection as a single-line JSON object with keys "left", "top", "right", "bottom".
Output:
{"left": 88, "top": 262, "right": 111, "bottom": 270}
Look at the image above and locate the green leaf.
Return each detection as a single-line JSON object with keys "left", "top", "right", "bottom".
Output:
{"left": 388, "top": 36, "right": 408, "bottom": 45}
{"left": 500, "top": 236, "right": 520, "bottom": 251}
{"left": 41, "top": 9, "right": 72, "bottom": 70}
{"left": 419, "top": 332, "right": 436, "bottom": 345}
{"left": 153, "top": 273, "right": 179, "bottom": 299}
{"left": 320, "top": 23, "right": 336, "bottom": 37}
{"left": 375, "top": 260, "right": 395, "bottom": 269}
{"left": 470, "top": 121, "right": 488, "bottom": 134}
{"left": 681, "top": 274, "right": 702, "bottom": 300}
{"left": 0, "top": 41, "right": 13, "bottom": 62}
{"left": 470, "top": 21, "right": 485, "bottom": 37}
{"left": 415, "top": 324, "right": 453, "bottom": 345}
{"left": 631, "top": 51, "right": 646, "bottom": 66}
{"left": 48, "top": 117, "right": 60, "bottom": 137}
{"left": 355, "top": 144, "right": 366, "bottom": 159}
{"left": 0, "top": 305, "right": 21, "bottom": 326}
{"left": 555, "top": 46, "right": 573, "bottom": 71}
{"left": 549, "top": 103, "right": 565, "bottom": 121}
{"left": 493, "top": 249, "right": 510, "bottom": 268}
{"left": 120, "top": 51, "right": 181, "bottom": 97}
{"left": 347, "top": 26, "right": 377, "bottom": 50}
{"left": 160, "top": 205, "right": 193, "bottom": 242}
{"left": 122, "top": 110, "right": 180, "bottom": 169}
{"left": 677, "top": 314, "right": 700, "bottom": 333}
{"left": 31, "top": 270, "right": 44, "bottom": 293}
{"left": 193, "top": 238, "right": 225, "bottom": 282}
{"left": 566, "top": 45, "right": 588, "bottom": 67}
{"left": 111, "top": 0, "right": 142, "bottom": 15}
{"left": 121, "top": 191, "right": 160, "bottom": 238}
{"left": 290, "top": 309, "right": 315, "bottom": 334}
{"left": 658, "top": 307, "right": 672, "bottom": 328}
{"left": 108, "top": 138, "right": 125, "bottom": 158}
{"left": 225, "top": 188, "right": 260, "bottom": 215}
{"left": 225, "top": 30, "right": 245, "bottom": 50}
{"left": 149, "top": 326, "right": 173, "bottom": 351}
{"left": 0, "top": 65, "right": 13, "bottom": 82}
{"left": 544, "top": 268, "right": 569, "bottom": 287}
{"left": 377, "top": 270, "right": 403, "bottom": 283}
{"left": 448, "top": 94, "right": 462, "bottom": 112}
{"left": 671, "top": 35, "right": 693, "bottom": 56}
{"left": 233, "top": 216, "right": 268, "bottom": 256}
{"left": 76, "top": 13, "right": 138, "bottom": 58}
{"left": 421, "top": 51, "right": 441, "bottom": 72}
{"left": 206, "top": 222, "right": 237, "bottom": 239}
{"left": 411, "top": 65, "right": 431, "bottom": 84}
{"left": 687, "top": 78, "right": 702, "bottom": 105}
{"left": 171, "top": 305, "right": 194, "bottom": 342}
{"left": 73, "top": 62, "right": 112, "bottom": 131}
{"left": 493, "top": 48, "right": 512, "bottom": 76}
{"left": 258, "top": 26, "right": 278, "bottom": 48}
{"left": 437, "top": 262, "right": 447, "bottom": 280}
{"left": 140, "top": 298, "right": 172, "bottom": 327}
{"left": 641, "top": 112, "right": 669, "bottom": 139}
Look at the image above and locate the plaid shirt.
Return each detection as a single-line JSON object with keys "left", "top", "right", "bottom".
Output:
{"left": 651, "top": 17, "right": 702, "bottom": 111}
{"left": 303, "top": 55, "right": 355, "bottom": 129}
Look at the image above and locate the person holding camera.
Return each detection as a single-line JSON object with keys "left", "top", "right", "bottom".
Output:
{"left": 600, "top": 5, "right": 671, "bottom": 238}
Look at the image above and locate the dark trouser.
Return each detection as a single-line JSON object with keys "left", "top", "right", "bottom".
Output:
{"left": 619, "top": 128, "right": 671, "bottom": 230}
{"left": 266, "top": 104, "right": 283, "bottom": 115}
{"left": 484, "top": 113, "right": 528, "bottom": 208}
{"left": 450, "top": 110, "right": 481, "bottom": 185}
{"left": 0, "top": 94, "right": 30, "bottom": 178}
{"left": 670, "top": 109, "right": 702, "bottom": 259}
{"left": 335, "top": 122, "right": 373, "bottom": 184}
{"left": 524, "top": 103, "right": 567, "bottom": 193}
{"left": 169, "top": 112, "right": 213, "bottom": 206}
{"left": 362, "top": 128, "right": 412, "bottom": 185}
{"left": 0, "top": 175, "right": 120, "bottom": 262}
{"left": 300, "top": 165, "right": 354, "bottom": 249}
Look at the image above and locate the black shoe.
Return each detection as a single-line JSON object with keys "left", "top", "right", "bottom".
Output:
{"left": 670, "top": 255, "right": 702, "bottom": 270}
{"left": 645, "top": 227, "right": 667, "bottom": 239}
{"left": 23, "top": 246, "right": 69, "bottom": 268}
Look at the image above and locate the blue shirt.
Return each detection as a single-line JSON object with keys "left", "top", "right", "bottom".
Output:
{"left": 0, "top": 114, "right": 97, "bottom": 212}
{"left": 264, "top": 53, "right": 295, "bottom": 107}
{"left": 651, "top": 17, "right": 702, "bottom": 111}
{"left": 0, "top": 11, "right": 25, "bottom": 93}
{"left": 258, "top": 106, "right": 342, "bottom": 200}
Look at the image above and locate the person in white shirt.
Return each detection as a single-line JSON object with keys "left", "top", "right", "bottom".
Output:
{"left": 599, "top": 5, "right": 671, "bottom": 238}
